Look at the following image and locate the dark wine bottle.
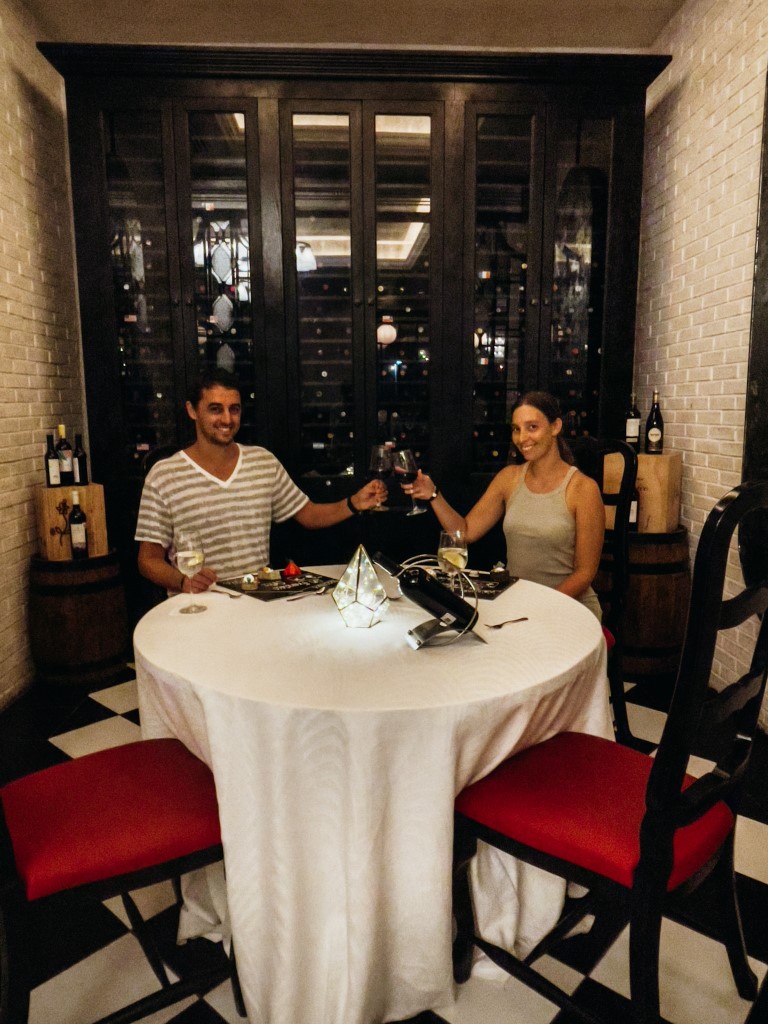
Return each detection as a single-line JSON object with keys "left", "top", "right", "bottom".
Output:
{"left": 624, "top": 392, "right": 641, "bottom": 452}
{"left": 73, "top": 433, "right": 89, "bottom": 485}
{"left": 55, "top": 423, "right": 74, "bottom": 486}
{"left": 69, "top": 490, "right": 88, "bottom": 560}
{"left": 644, "top": 389, "right": 664, "bottom": 454}
{"left": 45, "top": 433, "right": 61, "bottom": 487}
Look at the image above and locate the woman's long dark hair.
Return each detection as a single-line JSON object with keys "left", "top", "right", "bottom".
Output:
{"left": 514, "top": 391, "right": 574, "bottom": 464}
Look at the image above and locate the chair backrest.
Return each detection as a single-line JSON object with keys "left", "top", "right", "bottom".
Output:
{"left": 141, "top": 444, "right": 179, "bottom": 476}
{"left": 568, "top": 437, "right": 638, "bottom": 636}
{"left": 640, "top": 481, "right": 768, "bottom": 875}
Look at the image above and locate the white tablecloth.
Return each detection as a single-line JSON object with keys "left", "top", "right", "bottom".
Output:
{"left": 134, "top": 569, "right": 611, "bottom": 1024}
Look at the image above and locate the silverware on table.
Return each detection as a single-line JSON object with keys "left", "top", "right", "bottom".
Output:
{"left": 286, "top": 583, "right": 333, "bottom": 601}
{"left": 486, "top": 617, "right": 528, "bottom": 629}
{"left": 209, "top": 584, "right": 243, "bottom": 599}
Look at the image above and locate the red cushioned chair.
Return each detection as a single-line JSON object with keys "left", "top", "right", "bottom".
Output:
{"left": 570, "top": 436, "right": 641, "bottom": 748}
{"left": 0, "top": 738, "right": 244, "bottom": 1024}
{"left": 453, "top": 480, "right": 768, "bottom": 1024}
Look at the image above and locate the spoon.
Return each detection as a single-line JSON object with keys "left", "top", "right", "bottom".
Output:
{"left": 209, "top": 584, "right": 242, "bottom": 599}
{"left": 486, "top": 617, "right": 528, "bottom": 629}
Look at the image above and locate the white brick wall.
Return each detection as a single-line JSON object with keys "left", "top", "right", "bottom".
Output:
{"left": 0, "top": 0, "right": 85, "bottom": 709}
{"left": 641, "top": 0, "right": 768, "bottom": 692}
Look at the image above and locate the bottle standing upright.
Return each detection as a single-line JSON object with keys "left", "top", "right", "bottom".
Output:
{"left": 68, "top": 490, "right": 88, "bottom": 560}
{"left": 55, "top": 424, "right": 75, "bottom": 486}
{"left": 45, "top": 433, "right": 61, "bottom": 487}
{"left": 73, "top": 433, "right": 89, "bottom": 486}
{"left": 644, "top": 389, "right": 664, "bottom": 454}
{"left": 624, "top": 392, "right": 641, "bottom": 452}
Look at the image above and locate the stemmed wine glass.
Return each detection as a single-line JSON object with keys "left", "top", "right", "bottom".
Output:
{"left": 437, "top": 529, "right": 468, "bottom": 590}
{"left": 368, "top": 444, "right": 392, "bottom": 511}
{"left": 174, "top": 532, "right": 207, "bottom": 614}
{"left": 393, "top": 448, "right": 426, "bottom": 516}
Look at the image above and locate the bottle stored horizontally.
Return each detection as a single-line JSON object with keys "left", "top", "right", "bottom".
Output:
{"left": 644, "top": 389, "right": 664, "bottom": 454}
{"left": 55, "top": 424, "right": 74, "bottom": 486}
{"left": 45, "top": 433, "right": 61, "bottom": 487}
{"left": 68, "top": 490, "right": 88, "bottom": 560}
{"left": 624, "top": 392, "right": 641, "bottom": 452}
{"left": 73, "top": 433, "right": 89, "bottom": 486}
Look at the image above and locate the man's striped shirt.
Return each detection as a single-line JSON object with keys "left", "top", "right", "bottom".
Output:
{"left": 135, "top": 445, "right": 308, "bottom": 579}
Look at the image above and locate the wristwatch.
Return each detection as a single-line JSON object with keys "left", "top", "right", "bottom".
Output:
{"left": 427, "top": 488, "right": 439, "bottom": 502}
{"left": 346, "top": 495, "right": 361, "bottom": 516}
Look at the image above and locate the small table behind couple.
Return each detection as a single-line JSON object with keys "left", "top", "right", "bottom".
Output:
{"left": 134, "top": 565, "right": 612, "bottom": 1024}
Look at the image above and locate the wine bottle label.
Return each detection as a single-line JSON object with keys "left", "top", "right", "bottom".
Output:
{"left": 74, "top": 461, "right": 81, "bottom": 484}
{"left": 71, "top": 523, "right": 87, "bottom": 549}
{"left": 58, "top": 452, "right": 73, "bottom": 471}
{"left": 647, "top": 427, "right": 662, "bottom": 444}
{"left": 629, "top": 498, "right": 638, "bottom": 524}
{"left": 47, "top": 459, "right": 61, "bottom": 486}
{"left": 625, "top": 418, "right": 640, "bottom": 441}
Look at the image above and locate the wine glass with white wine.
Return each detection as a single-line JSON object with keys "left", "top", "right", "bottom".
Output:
{"left": 437, "top": 528, "right": 468, "bottom": 591}
{"left": 174, "top": 532, "right": 207, "bottom": 614}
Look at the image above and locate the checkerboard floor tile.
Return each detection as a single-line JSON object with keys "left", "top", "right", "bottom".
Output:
{"left": 1, "top": 671, "right": 766, "bottom": 1024}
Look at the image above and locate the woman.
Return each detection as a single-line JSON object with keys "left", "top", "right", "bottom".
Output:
{"left": 407, "top": 391, "right": 605, "bottom": 619}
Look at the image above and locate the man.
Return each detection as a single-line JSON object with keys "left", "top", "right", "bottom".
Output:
{"left": 136, "top": 369, "right": 386, "bottom": 594}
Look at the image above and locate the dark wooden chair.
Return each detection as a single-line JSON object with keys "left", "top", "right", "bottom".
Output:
{"left": 570, "top": 436, "right": 640, "bottom": 747}
{"left": 453, "top": 479, "right": 768, "bottom": 1024}
{"left": 0, "top": 738, "right": 245, "bottom": 1024}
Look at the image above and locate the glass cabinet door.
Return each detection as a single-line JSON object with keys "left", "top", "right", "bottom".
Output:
{"left": 373, "top": 114, "right": 433, "bottom": 466}
{"left": 547, "top": 116, "right": 610, "bottom": 441}
{"left": 104, "top": 109, "right": 178, "bottom": 469}
{"left": 469, "top": 111, "right": 540, "bottom": 474}
{"left": 184, "top": 109, "right": 256, "bottom": 441}
{"left": 289, "top": 112, "right": 356, "bottom": 494}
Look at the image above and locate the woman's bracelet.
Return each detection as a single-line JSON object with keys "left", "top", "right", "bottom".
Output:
{"left": 346, "top": 495, "right": 361, "bottom": 516}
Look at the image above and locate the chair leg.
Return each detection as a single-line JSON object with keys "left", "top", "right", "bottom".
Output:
{"left": 711, "top": 837, "right": 758, "bottom": 1000}
{"left": 628, "top": 884, "right": 664, "bottom": 1024}
{"left": 608, "top": 647, "right": 642, "bottom": 750}
{"left": 121, "top": 890, "right": 172, "bottom": 988}
{"left": 0, "top": 889, "right": 32, "bottom": 1024}
{"left": 229, "top": 942, "right": 248, "bottom": 1017}
{"left": 452, "top": 824, "right": 477, "bottom": 984}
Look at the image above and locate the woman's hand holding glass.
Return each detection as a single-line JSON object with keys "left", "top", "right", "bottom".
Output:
{"left": 404, "top": 469, "right": 437, "bottom": 502}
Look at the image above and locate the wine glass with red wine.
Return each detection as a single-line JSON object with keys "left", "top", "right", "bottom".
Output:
{"left": 368, "top": 445, "right": 392, "bottom": 511}
{"left": 393, "top": 448, "right": 426, "bottom": 517}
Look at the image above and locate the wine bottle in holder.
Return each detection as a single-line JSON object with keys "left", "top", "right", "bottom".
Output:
{"left": 644, "top": 389, "right": 664, "bottom": 454}
{"left": 56, "top": 424, "right": 74, "bottom": 486}
{"left": 69, "top": 490, "right": 88, "bottom": 560}
{"left": 45, "top": 433, "right": 61, "bottom": 487}
{"left": 625, "top": 392, "right": 641, "bottom": 452}
{"left": 73, "top": 433, "right": 89, "bottom": 485}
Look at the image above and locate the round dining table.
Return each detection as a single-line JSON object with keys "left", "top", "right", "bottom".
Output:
{"left": 134, "top": 566, "right": 612, "bottom": 1024}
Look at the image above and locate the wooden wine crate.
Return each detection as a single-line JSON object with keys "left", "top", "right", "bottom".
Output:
{"left": 35, "top": 483, "right": 109, "bottom": 561}
{"left": 603, "top": 450, "right": 682, "bottom": 534}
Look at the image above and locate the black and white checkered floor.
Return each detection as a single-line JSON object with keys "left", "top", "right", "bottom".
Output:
{"left": 1, "top": 669, "right": 767, "bottom": 1024}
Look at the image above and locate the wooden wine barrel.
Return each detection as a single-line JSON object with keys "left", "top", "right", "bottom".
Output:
{"left": 621, "top": 528, "right": 691, "bottom": 683}
{"left": 28, "top": 552, "right": 131, "bottom": 687}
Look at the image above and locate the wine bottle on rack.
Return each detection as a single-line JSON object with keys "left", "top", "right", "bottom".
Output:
{"left": 624, "top": 392, "right": 641, "bottom": 452}
{"left": 45, "top": 433, "right": 61, "bottom": 487}
{"left": 73, "top": 433, "right": 89, "bottom": 485}
{"left": 55, "top": 424, "right": 74, "bottom": 486}
{"left": 644, "top": 389, "right": 664, "bottom": 454}
{"left": 69, "top": 490, "right": 88, "bottom": 560}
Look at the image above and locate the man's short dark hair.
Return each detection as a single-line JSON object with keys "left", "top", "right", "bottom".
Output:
{"left": 187, "top": 368, "right": 242, "bottom": 407}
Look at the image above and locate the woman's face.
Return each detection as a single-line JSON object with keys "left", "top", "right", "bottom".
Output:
{"left": 511, "top": 404, "right": 561, "bottom": 462}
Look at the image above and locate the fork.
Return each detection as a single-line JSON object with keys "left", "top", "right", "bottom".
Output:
{"left": 486, "top": 617, "right": 528, "bottom": 629}
{"left": 286, "top": 583, "right": 333, "bottom": 601}
{"left": 209, "top": 584, "right": 243, "bottom": 599}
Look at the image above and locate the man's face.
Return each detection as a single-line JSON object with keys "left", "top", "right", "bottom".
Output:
{"left": 187, "top": 385, "right": 242, "bottom": 447}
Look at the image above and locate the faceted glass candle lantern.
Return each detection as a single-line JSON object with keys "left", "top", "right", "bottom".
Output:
{"left": 333, "top": 545, "right": 390, "bottom": 628}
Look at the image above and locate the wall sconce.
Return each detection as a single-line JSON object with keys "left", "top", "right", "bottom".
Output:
{"left": 377, "top": 315, "right": 397, "bottom": 346}
{"left": 295, "top": 241, "right": 317, "bottom": 273}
